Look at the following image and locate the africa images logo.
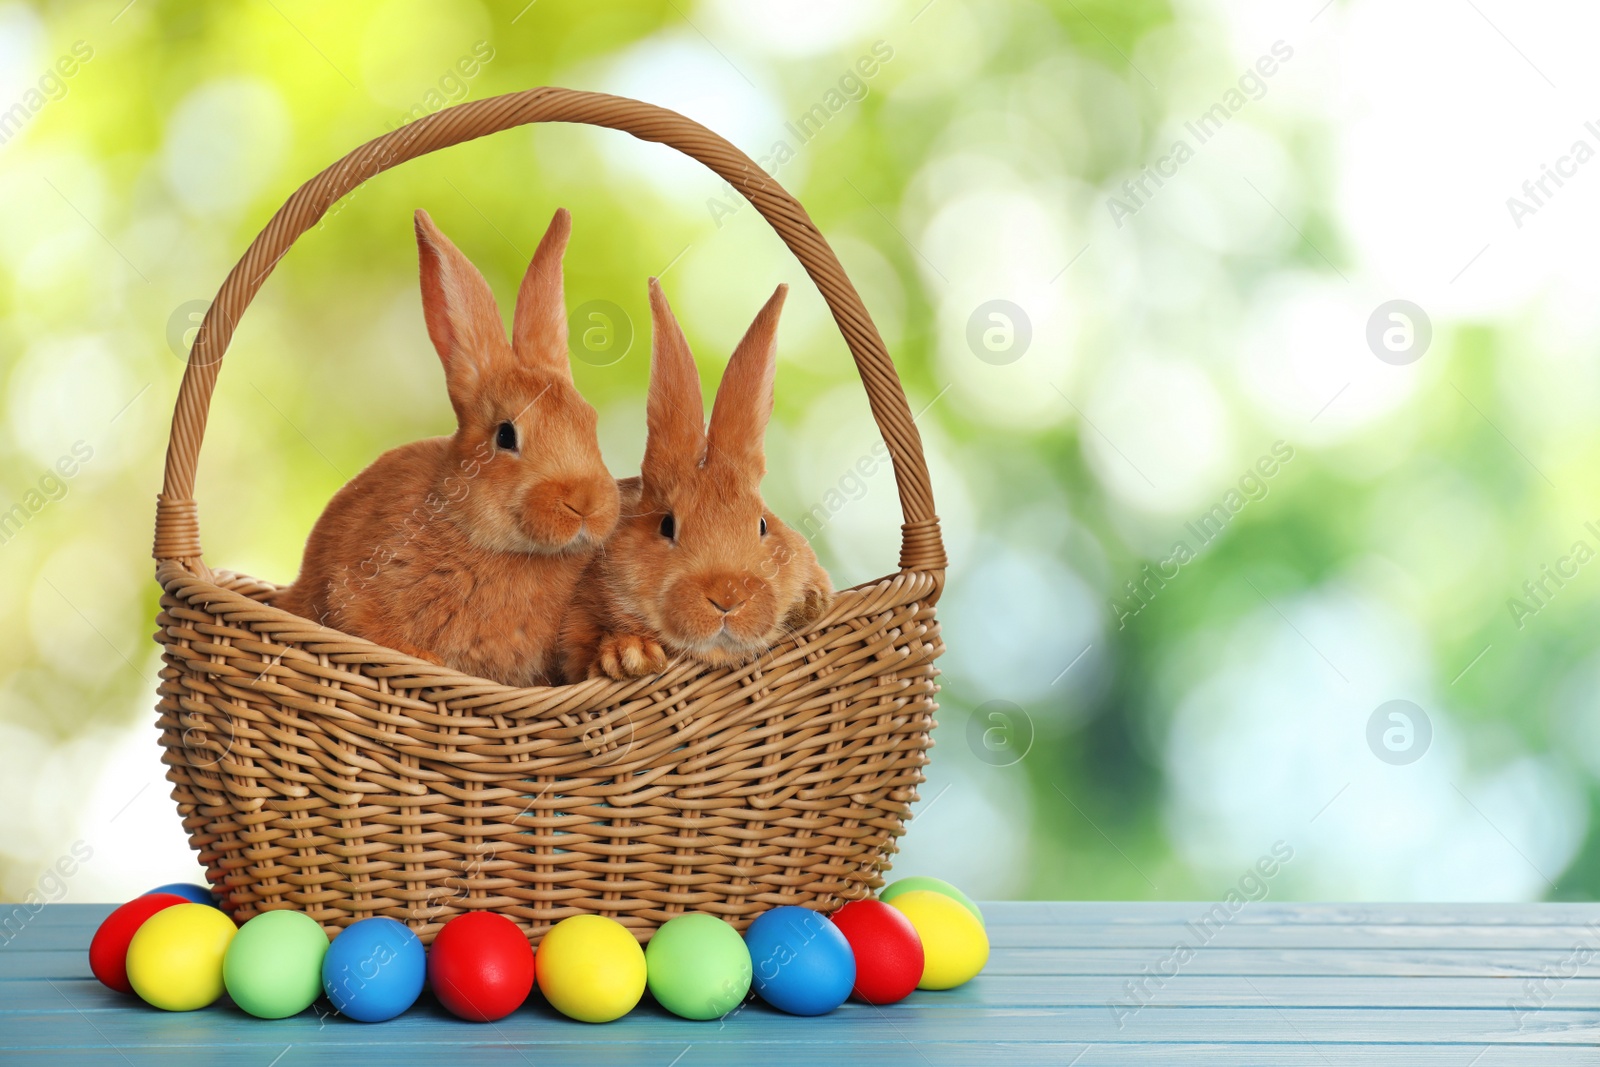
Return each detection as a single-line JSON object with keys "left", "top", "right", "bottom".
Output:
{"left": 1106, "top": 40, "right": 1294, "bottom": 228}
{"left": 1110, "top": 441, "right": 1295, "bottom": 629}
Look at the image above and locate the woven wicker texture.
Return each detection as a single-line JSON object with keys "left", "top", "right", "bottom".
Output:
{"left": 151, "top": 87, "right": 946, "bottom": 944}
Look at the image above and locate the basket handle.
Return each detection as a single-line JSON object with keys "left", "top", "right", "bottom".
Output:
{"left": 154, "top": 87, "right": 946, "bottom": 583}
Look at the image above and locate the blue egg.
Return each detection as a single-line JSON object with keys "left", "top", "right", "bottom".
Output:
{"left": 144, "top": 882, "right": 221, "bottom": 908}
{"left": 320, "top": 917, "right": 426, "bottom": 1023}
{"left": 745, "top": 906, "right": 855, "bottom": 1016}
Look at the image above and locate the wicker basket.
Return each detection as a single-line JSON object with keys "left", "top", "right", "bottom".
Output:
{"left": 151, "top": 87, "right": 947, "bottom": 946}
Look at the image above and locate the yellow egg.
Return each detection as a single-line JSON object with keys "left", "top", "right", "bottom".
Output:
{"left": 887, "top": 889, "right": 989, "bottom": 990}
{"left": 125, "top": 903, "right": 238, "bottom": 1011}
{"left": 535, "top": 915, "right": 646, "bottom": 1023}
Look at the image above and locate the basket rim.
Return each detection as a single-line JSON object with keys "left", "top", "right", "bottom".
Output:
{"left": 156, "top": 556, "right": 940, "bottom": 709}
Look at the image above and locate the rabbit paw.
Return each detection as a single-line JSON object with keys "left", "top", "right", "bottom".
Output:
{"left": 785, "top": 585, "right": 834, "bottom": 632}
{"left": 390, "top": 640, "right": 446, "bottom": 667}
{"left": 591, "top": 632, "right": 669, "bottom": 680}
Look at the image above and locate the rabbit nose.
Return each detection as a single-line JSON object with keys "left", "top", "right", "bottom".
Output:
{"left": 706, "top": 594, "right": 744, "bottom": 615}
{"left": 559, "top": 479, "right": 611, "bottom": 521}
{"left": 706, "top": 577, "right": 751, "bottom": 615}
{"left": 559, "top": 489, "right": 599, "bottom": 520}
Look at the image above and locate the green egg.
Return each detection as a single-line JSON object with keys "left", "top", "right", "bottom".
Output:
{"left": 879, "top": 877, "right": 984, "bottom": 924}
{"left": 222, "top": 910, "right": 330, "bottom": 1019}
{"left": 645, "top": 914, "right": 752, "bottom": 1021}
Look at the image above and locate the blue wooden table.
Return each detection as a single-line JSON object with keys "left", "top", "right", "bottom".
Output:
{"left": 4, "top": 902, "right": 1598, "bottom": 1064}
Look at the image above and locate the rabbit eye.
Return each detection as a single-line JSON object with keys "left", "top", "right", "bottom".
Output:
{"left": 659, "top": 513, "right": 676, "bottom": 540}
{"left": 495, "top": 421, "right": 517, "bottom": 451}
{"left": 759, "top": 517, "right": 768, "bottom": 537}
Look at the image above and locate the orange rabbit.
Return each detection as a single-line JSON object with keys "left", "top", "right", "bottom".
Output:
{"left": 559, "top": 278, "right": 833, "bottom": 681}
{"left": 275, "top": 208, "right": 620, "bottom": 686}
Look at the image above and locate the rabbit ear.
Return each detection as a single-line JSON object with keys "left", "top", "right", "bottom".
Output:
{"left": 415, "top": 209, "right": 510, "bottom": 409}
{"left": 706, "top": 284, "right": 786, "bottom": 475}
{"left": 511, "top": 207, "right": 573, "bottom": 378}
{"left": 643, "top": 278, "right": 706, "bottom": 487}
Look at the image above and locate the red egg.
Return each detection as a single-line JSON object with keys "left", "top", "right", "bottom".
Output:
{"left": 89, "top": 893, "right": 191, "bottom": 994}
{"left": 427, "top": 912, "right": 535, "bottom": 1021}
{"left": 830, "top": 899, "right": 925, "bottom": 1005}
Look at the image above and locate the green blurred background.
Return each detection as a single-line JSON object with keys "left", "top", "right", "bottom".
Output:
{"left": 4, "top": 0, "right": 1598, "bottom": 905}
